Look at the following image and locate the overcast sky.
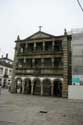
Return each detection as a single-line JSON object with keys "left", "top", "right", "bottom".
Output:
{"left": 0, "top": 0, "right": 83, "bottom": 59}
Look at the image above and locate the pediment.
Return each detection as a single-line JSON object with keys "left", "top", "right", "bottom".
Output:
{"left": 31, "top": 32, "right": 50, "bottom": 39}
{"left": 26, "top": 31, "right": 55, "bottom": 40}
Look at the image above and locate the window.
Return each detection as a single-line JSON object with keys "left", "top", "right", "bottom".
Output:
{"left": 36, "top": 42, "right": 43, "bottom": 51}
{"left": 5, "top": 68, "right": 8, "bottom": 75}
{"left": 44, "top": 58, "right": 52, "bottom": 67}
{"left": 9, "top": 70, "right": 12, "bottom": 75}
{"left": 0, "top": 68, "right": 3, "bottom": 74}
{"left": 54, "top": 41, "right": 62, "bottom": 51}
{"left": 54, "top": 58, "right": 63, "bottom": 67}
{"left": 45, "top": 42, "right": 52, "bottom": 51}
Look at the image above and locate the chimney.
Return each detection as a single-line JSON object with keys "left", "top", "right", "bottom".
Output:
{"left": 6, "top": 53, "right": 8, "bottom": 58}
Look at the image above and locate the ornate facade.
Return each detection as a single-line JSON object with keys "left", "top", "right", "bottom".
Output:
{"left": 11, "top": 30, "right": 72, "bottom": 97}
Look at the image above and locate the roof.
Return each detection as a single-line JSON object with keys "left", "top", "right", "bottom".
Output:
{"left": 15, "top": 31, "right": 71, "bottom": 42}
{"left": 0, "top": 61, "right": 13, "bottom": 68}
{"left": 24, "top": 31, "right": 56, "bottom": 40}
{"left": 0, "top": 58, "right": 13, "bottom": 62}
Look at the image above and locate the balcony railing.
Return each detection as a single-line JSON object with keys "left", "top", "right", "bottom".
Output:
{"left": 17, "top": 49, "right": 63, "bottom": 56}
{"left": 16, "top": 65, "right": 63, "bottom": 70}
{"left": 15, "top": 68, "right": 63, "bottom": 76}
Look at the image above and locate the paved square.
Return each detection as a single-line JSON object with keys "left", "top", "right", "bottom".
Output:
{"left": 0, "top": 89, "right": 83, "bottom": 125}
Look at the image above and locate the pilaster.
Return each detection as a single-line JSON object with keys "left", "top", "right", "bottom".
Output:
{"left": 43, "top": 42, "right": 45, "bottom": 51}
{"left": 62, "top": 35, "right": 68, "bottom": 98}
{"left": 34, "top": 42, "right": 36, "bottom": 51}
{"left": 41, "top": 58, "right": 44, "bottom": 68}
{"left": 41, "top": 82, "right": 43, "bottom": 96}
{"left": 31, "top": 82, "right": 34, "bottom": 95}
{"left": 25, "top": 43, "right": 28, "bottom": 49}
{"left": 24, "top": 58, "right": 26, "bottom": 63}
{"left": 32, "top": 59, "right": 35, "bottom": 67}
{"left": 52, "top": 40, "right": 55, "bottom": 50}
{"left": 22, "top": 80, "right": 25, "bottom": 94}
{"left": 52, "top": 58, "right": 54, "bottom": 67}
{"left": 51, "top": 81, "right": 54, "bottom": 96}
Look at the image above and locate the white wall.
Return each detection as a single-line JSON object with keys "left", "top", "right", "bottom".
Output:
{"left": 71, "top": 32, "right": 83, "bottom": 75}
{"left": 0, "top": 64, "right": 12, "bottom": 87}
{"left": 68, "top": 85, "right": 83, "bottom": 99}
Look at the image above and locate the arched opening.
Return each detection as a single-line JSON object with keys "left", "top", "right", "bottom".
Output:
{"left": 53, "top": 79, "right": 62, "bottom": 97}
{"left": 24, "top": 78, "right": 31, "bottom": 94}
{"left": 15, "top": 78, "right": 22, "bottom": 93}
{"left": 33, "top": 78, "right": 41, "bottom": 95}
{"left": 43, "top": 79, "right": 51, "bottom": 96}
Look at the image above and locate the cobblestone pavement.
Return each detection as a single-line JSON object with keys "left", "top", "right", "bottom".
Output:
{"left": 0, "top": 89, "right": 83, "bottom": 125}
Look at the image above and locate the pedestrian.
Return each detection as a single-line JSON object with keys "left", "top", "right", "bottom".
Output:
{"left": 0, "top": 83, "right": 2, "bottom": 95}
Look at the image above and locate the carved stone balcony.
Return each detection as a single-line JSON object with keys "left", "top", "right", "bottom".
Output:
{"left": 15, "top": 67, "right": 63, "bottom": 76}
{"left": 16, "top": 65, "right": 63, "bottom": 69}
{"left": 17, "top": 50, "right": 63, "bottom": 57}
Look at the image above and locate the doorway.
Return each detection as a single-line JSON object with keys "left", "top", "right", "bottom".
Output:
{"left": 53, "top": 79, "right": 62, "bottom": 97}
{"left": 24, "top": 78, "right": 31, "bottom": 94}
{"left": 33, "top": 78, "right": 41, "bottom": 95}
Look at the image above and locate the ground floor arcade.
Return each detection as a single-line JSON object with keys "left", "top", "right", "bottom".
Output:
{"left": 14, "top": 76, "right": 64, "bottom": 97}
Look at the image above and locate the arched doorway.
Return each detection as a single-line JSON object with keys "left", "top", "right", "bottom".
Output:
{"left": 43, "top": 79, "right": 51, "bottom": 96}
{"left": 24, "top": 78, "right": 31, "bottom": 94}
{"left": 53, "top": 79, "right": 62, "bottom": 97}
{"left": 15, "top": 78, "right": 22, "bottom": 93}
{"left": 33, "top": 78, "right": 41, "bottom": 95}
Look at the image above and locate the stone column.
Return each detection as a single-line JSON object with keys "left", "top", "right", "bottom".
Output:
{"left": 41, "top": 82, "right": 43, "bottom": 96}
{"left": 22, "top": 80, "right": 25, "bottom": 94}
{"left": 24, "top": 58, "right": 26, "bottom": 63}
{"left": 52, "top": 58, "right": 54, "bottom": 67}
{"left": 41, "top": 58, "right": 44, "bottom": 68}
{"left": 34, "top": 42, "right": 36, "bottom": 51}
{"left": 52, "top": 40, "right": 55, "bottom": 51}
{"left": 43, "top": 42, "right": 45, "bottom": 51}
{"left": 25, "top": 43, "right": 28, "bottom": 53}
{"left": 25, "top": 43, "right": 28, "bottom": 49}
{"left": 31, "top": 82, "right": 34, "bottom": 95}
{"left": 20, "top": 48, "right": 23, "bottom": 53}
{"left": 51, "top": 80, "right": 54, "bottom": 96}
{"left": 32, "top": 59, "right": 35, "bottom": 67}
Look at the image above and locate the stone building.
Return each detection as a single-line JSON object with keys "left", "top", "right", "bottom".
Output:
{"left": 11, "top": 29, "right": 72, "bottom": 97}
{"left": 0, "top": 54, "right": 13, "bottom": 88}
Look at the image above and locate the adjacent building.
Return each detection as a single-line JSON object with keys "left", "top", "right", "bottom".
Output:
{"left": 0, "top": 54, "right": 13, "bottom": 88}
{"left": 69, "top": 29, "right": 83, "bottom": 85}
{"left": 11, "top": 29, "right": 72, "bottom": 97}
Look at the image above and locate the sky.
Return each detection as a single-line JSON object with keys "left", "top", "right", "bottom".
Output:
{"left": 0, "top": 0, "right": 83, "bottom": 60}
